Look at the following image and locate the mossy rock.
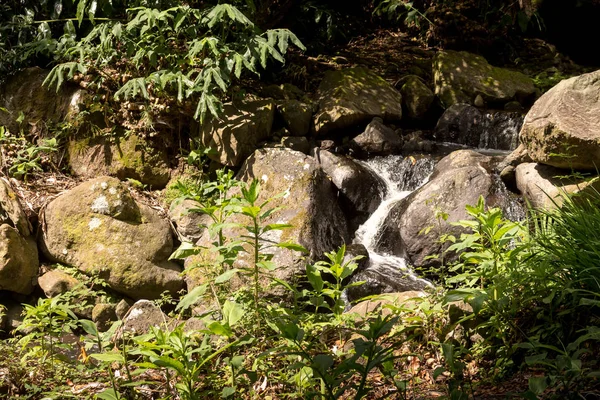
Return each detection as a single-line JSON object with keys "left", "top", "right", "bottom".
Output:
{"left": 40, "top": 177, "right": 183, "bottom": 299}
{"left": 397, "top": 75, "right": 435, "bottom": 119}
{"left": 68, "top": 134, "right": 171, "bottom": 189}
{"left": 314, "top": 67, "right": 403, "bottom": 136}
{"left": 433, "top": 50, "right": 535, "bottom": 108}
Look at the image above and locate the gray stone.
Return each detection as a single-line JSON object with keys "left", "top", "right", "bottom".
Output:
{"left": 115, "top": 298, "right": 134, "bottom": 320}
{"left": 0, "top": 178, "right": 31, "bottom": 237}
{"left": 350, "top": 118, "right": 403, "bottom": 156}
{"left": 168, "top": 198, "right": 211, "bottom": 243}
{"left": 92, "top": 303, "right": 118, "bottom": 332}
{"left": 281, "top": 136, "right": 310, "bottom": 154}
{"left": 120, "top": 300, "right": 170, "bottom": 335}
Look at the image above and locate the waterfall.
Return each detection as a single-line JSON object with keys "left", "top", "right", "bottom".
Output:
{"left": 478, "top": 111, "right": 524, "bottom": 151}
{"left": 346, "top": 156, "right": 435, "bottom": 302}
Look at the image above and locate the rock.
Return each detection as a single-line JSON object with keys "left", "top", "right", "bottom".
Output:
{"left": 5, "top": 302, "right": 24, "bottom": 331}
{"left": 314, "top": 68, "right": 403, "bottom": 135}
{"left": 281, "top": 136, "right": 310, "bottom": 154}
{"left": 515, "top": 163, "right": 600, "bottom": 209}
{"left": 344, "top": 243, "right": 370, "bottom": 274}
{"left": 402, "top": 131, "right": 436, "bottom": 153}
{"left": 0, "top": 67, "right": 84, "bottom": 135}
{"left": 115, "top": 298, "right": 134, "bottom": 320}
{"left": 199, "top": 99, "right": 275, "bottom": 166}
{"left": 346, "top": 291, "right": 426, "bottom": 319}
{"left": 504, "top": 101, "right": 524, "bottom": 112}
{"left": 38, "top": 269, "right": 81, "bottom": 298}
{"left": 474, "top": 94, "right": 485, "bottom": 108}
{"left": 434, "top": 104, "right": 483, "bottom": 147}
{"left": 68, "top": 135, "right": 171, "bottom": 189}
{"left": 497, "top": 143, "right": 532, "bottom": 190}
{"left": 92, "top": 303, "right": 118, "bottom": 332}
{"left": 435, "top": 104, "right": 524, "bottom": 150}
{"left": 168, "top": 198, "right": 211, "bottom": 243}
{"left": 349, "top": 118, "right": 403, "bottom": 156}
{"left": 120, "top": 300, "right": 169, "bottom": 335}
{"left": 433, "top": 50, "right": 536, "bottom": 108}
{"left": 376, "top": 150, "right": 520, "bottom": 267}
{"left": 312, "top": 148, "right": 386, "bottom": 229}
{"left": 0, "top": 178, "right": 31, "bottom": 237}
{"left": 185, "top": 148, "right": 350, "bottom": 289}
{"left": 0, "top": 225, "right": 38, "bottom": 295}
{"left": 277, "top": 100, "right": 313, "bottom": 136}
{"left": 261, "top": 83, "right": 306, "bottom": 101}
{"left": 40, "top": 177, "right": 184, "bottom": 300}
{"left": 397, "top": 75, "right": 435, "bottom": 119}
{"left": 520, "top": 69, "right": 600, "bottom": 170}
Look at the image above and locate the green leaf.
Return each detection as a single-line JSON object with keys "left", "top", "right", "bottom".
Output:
{"left": 208, "top": 321, "right": 233, "bottom": 337}
{"left": 91, "top": 352, "right": 125, "bottom": 363}
{"left": 222, "top": 387, "right": 236, "bottom": 398}
{"left": 79, "top": 319, "right": 99, "bottom": 336}
{"left": 222, "top": 300, "right": 244, "bottom": 327}
{"left": 169, "top": 242, "right": 203, "bottom": 260}
{"left": 175, "top": 284, "right": 208, "bottom": 313}
{"left": 215, "top": 268, "right": 240, "bottom": 283}
{"left": 96, "top": 388, "right": 121, "bottom": 400}
{"left": 277, "top": 241, "right": 308, "bottom": 253}
{"left": 528, "top": 376, "right": 548, "bottom": 395}
{"left": 150, "top": 355, "right": 186, "bottom": 375}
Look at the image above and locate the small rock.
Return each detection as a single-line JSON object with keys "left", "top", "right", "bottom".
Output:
{"left": 38, "top": 269, "right": 81, "bottom": 298}
{"left": 350, "top": 117, "right": 403, "bottom": 157}
{"left": 281, "top": 136, "right": 310, "bottom": 154}
{"left": 121, "top": 300, "right": 170, "bottom": 335}
{"left": 115, "top": 298, "right": 134, "bottom": 320}
{"left": 92, "top": 303, "right": 118, "bottom": 332}
{"left": 473, "top": 94, "right": 485, "bottom": 108}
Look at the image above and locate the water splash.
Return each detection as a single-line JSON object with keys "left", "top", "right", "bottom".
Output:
{"left": 346, "top": 156, "right": 435, "bottom": 302}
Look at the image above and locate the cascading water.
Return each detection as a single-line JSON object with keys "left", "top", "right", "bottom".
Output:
{"left": 345, "top": 155, "right": 436, "bottom": 302}
{"left": 478, "top": 111, "right": 524, "bottom": 151}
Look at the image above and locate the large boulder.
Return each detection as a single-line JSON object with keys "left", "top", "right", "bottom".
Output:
{"left": 376, "top": 150, "right": 521, "bottom": 267}
{"left": 397, "top": 75, "right": 435, "bottom": 119}
{"left": 433, "top": 51, "right": 535, "bottom": 109}
{"left": 516, "top": 163, "right": 600, "bottom": 209}
{"left": 198, "top": 99, "right": 275, "bottom": 166}
{"left": 67, "top": 135, "right": 171, "bottom": 188}
{"left": 0, "top": 224, "right": 38, "bottom": 295}
{"left": 314, "top": 68, "right": 403, "bottom": 135}
{"left": 0, "top": 67, "right": 84, "bottom": 135}
{"left": 519, "top": 70, "right": 600, "bottom": 170}
{"left": 40, "top": 177, "right": 184, "bottom": 299}
{"left": 435, "top": 104, "right": 524, "bottom": 150}
{"left": 312, "top": 148, "right": 387, "bottom": 230}
{"left": 185, "top": 148, "right": 350, "bottom": 289}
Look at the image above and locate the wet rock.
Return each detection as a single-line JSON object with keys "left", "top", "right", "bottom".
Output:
{"left": 349, "top": 118, "right": 403, "bottom": 156}
{"left": 40, "top": 177, "right": 184, "bottom": 300}
{"left": 520, "top": 69, "right": 600, "bottom": 170}
{"left": 313, "top": 148, "right": 386, "bottom": 229}
{"left": 377, "top": 150, "right": 520, "bottom": 268}
{"left": 433, "top": 50, "right": 536, "bottom": 108}
{"left": 314, "top": 68, "right": 402, "bottom": 135}
{"left": 435, "top": 104, "right": 524, "bottom": 150}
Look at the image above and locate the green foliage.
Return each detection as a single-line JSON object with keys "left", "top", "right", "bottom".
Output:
{"left": 40, "top": 2, "right": 304, "bottom": 125}
{"left": 0, "top": 125, "right": 58, "bottom": 180}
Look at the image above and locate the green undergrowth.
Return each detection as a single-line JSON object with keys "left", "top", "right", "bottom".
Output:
{"left": 1, "top": 175, "right": 600, "bottom": 399}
